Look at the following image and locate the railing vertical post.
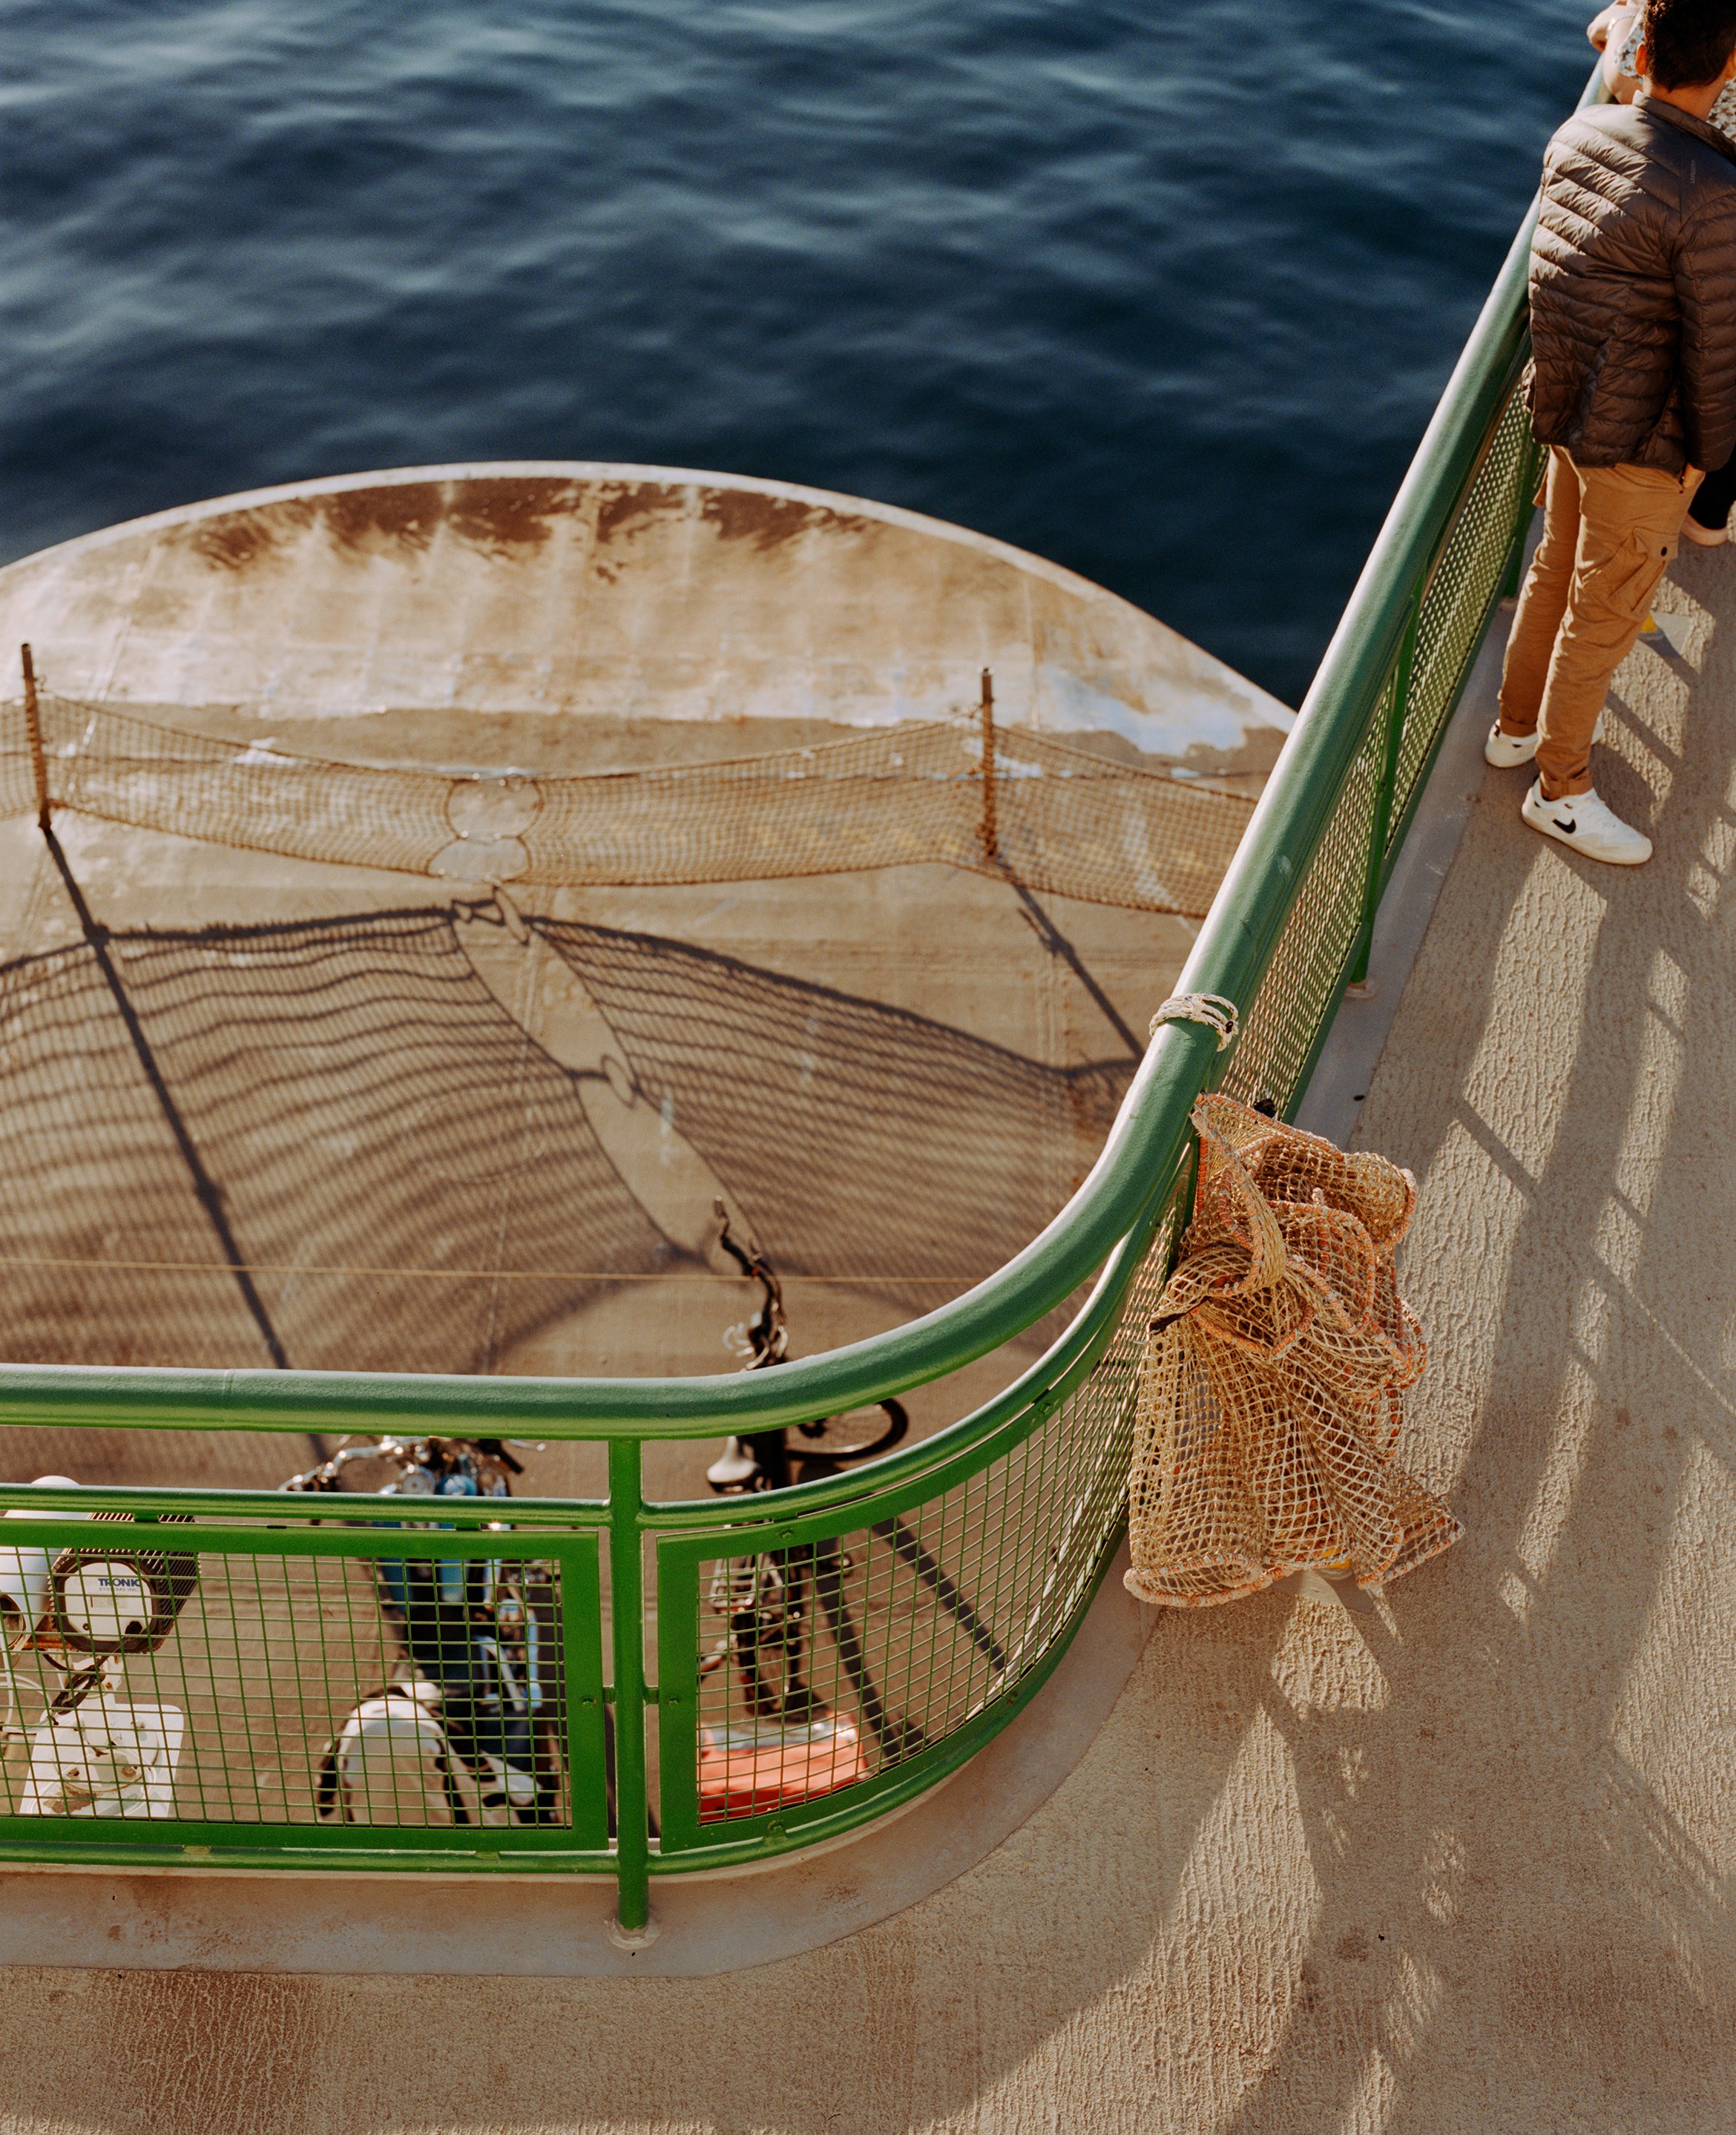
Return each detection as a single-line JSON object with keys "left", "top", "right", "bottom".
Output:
{"left": 20, "top": 645, "right": 50, "bottom": 832}
{"left": 608, "top": 1436, "right": 654, "bottom": 1939}
{"left": 1347, "top": 590, "right": 1421, "bottom": 990}
{"left": 979, "top": 668, "right": 998, "bottom": 862}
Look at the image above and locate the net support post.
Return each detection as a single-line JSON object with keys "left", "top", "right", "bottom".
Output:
{"left": 1346, "top": 588, "right": 1420, "bottom": 993}
{"left": 979, "top": 668, "right": 998, "bottom": 863}
{"left": 607, "top": 1437, "right": 657, "bottom": 1944}
{"left": 20, "top": 645, "right": 50, "bottom": 832}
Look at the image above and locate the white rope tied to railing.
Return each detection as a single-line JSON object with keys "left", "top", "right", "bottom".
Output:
{"left": 1150, "top": 992, "right": 1239, "bottom": 1052}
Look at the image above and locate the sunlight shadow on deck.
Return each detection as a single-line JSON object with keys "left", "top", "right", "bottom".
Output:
{"left": 3, "top": 579, "right": 1733, "bottom": 2132}
{"left": 22, "top": 548, "right": 1712, "bottom": 2135}
{"left": 1204, "top": 555, "right": 1736, "bottom": 2132}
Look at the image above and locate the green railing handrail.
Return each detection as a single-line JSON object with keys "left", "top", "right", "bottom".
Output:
{"left": 0, "top": 70, "right": 1594, "bottom": 1455}
{"left": 0, "top": 210, "right": 1530, "bottom": 1449}
{"left": 0, "top": 68, "right": 1602, "bottom": 1923}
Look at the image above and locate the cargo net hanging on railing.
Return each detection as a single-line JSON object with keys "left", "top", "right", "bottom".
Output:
{"left": 1125, "top": 1095, "right": 1462, "bottom": 1608}
{"left": 0, "top": 689, "right": 1253, "bottom": 918}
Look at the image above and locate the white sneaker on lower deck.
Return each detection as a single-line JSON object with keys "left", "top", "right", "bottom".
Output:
{"left": 1485, "top": 722, "right": 1539, "bottom": 768}
{"left": 1521, "top": 780, "right": 1652, "bottom": 865}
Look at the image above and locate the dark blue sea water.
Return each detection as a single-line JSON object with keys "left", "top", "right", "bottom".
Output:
{"left": 3, "top": 1, "right": 1592, "bottom": 707}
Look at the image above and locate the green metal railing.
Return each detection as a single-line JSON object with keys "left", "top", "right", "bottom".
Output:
{"left": 0, "top": 76, "right": 1592, "bottom": 1929}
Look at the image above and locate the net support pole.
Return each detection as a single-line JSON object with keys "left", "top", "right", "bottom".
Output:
{"left": 20, "top": 645, "right": 50, "bottom": 832}
{"left": 980, "top": 667, "right": 998, "bottom": 862}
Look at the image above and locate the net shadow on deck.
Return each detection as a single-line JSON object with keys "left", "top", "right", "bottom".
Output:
{"left": 0, "top": 893, "right": 1131, "bottom": 1428}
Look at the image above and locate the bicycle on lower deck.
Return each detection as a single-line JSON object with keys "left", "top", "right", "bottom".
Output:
{"left": 696, "top": 1207, "right": 1009, "bottom": 1818}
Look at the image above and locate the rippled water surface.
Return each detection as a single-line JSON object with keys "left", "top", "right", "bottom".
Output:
{"left": 3, "top": 1, "right": 1592, "bottom": 704}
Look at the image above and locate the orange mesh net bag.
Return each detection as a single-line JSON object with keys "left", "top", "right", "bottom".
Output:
{"left": 1125, "top": 1093, "right": 1462, "bottom": 1608}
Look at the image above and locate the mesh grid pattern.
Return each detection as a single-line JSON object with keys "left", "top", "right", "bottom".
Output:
{"left": 0, "top": 911, "right": 667, "bottom": 1373}
{"left": 1224, "top": 371, "right": 1531, "bottom": 1116}
{"left": 1125, "top": 1095, "right": 1462, "bottom": 1606}
{"left": 1390, "top": 388, "right": 1535, "bottom": 840}
{"left": 680, "top": 1204, "right": 1181, "bottom": 1829}
{"left": 0, "top": 367, "right": 1536, "bottom": 1862}
{"left": 0, "top": 906, "right": 1128, "bottom": 1375}
{"left": 24, "top": 700, "right": 454, "bottom": 876}
{"left": 4, "top": 694, "right": 1253, "bottom": 919}
{"left": 0, "top": 742, "right": 33, "bottom": 823}
{"left": 0, "top": 1539, "right": 571, "bottom": 1829}
{"left": 1220, "top": 696, "right": 1389, "bottom": 1112}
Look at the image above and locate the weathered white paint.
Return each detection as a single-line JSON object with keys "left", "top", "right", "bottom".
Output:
{"left": 0, "top": 462, "right": 1291, "bottom": 779}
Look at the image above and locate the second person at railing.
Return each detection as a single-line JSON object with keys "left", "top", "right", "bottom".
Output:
{"left": 1591, "top": 0, "right": 1736, "bottom": 545}
{"left": 1489, "top": 0, "right": 1736, "bottom": 866}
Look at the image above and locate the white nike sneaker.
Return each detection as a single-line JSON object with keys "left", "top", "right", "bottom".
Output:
{"left": 1485, "top": 722, "right": 1539, "bottom": 768}
{"left": 1521, "top": 780, "right": 1652, "bottom": 865}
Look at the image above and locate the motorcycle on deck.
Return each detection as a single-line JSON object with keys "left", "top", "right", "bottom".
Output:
{"left": 282, "top": 1436, "right": 570, "bottom": 1828}
{"left": 0, "top": 1481, "right": 198, "bottom": 1818}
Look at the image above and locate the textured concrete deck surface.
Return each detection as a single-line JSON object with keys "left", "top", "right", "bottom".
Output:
{"left": 4, "top": 548, "right": 1734, "bottom": 2128}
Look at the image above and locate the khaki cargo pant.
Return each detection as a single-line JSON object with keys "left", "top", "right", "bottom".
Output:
{"left": 1498, "top": 447, "right": 1700, "bottom": 797}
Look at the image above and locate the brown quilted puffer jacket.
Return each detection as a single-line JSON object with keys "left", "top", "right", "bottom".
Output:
{"left": 1528, "top": 96, "right": 1736, "bottom": 475}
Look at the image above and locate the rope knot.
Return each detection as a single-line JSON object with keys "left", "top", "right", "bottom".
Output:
{"left": 1151, "top": 992, "right": 1239, "bottom": 1053}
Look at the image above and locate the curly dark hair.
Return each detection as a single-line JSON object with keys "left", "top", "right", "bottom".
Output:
{"left": 1641, "top": 0, "right": 1736, "bottom": 88}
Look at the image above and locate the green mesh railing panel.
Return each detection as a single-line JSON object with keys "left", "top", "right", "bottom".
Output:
{"left": 654, "top": 1208, "right": 1180, "bottom": 1851}
{"left": 0, "top": 89, "right": 1574, "bottom": 1898}
{"left": 0, "top": 1513, "right": 607, "bottom": 1863}
{"left": 1220, "top": 685, "right": 1392, "bottom": 1114}
{"left": 1391, "top": 382, "right": 1538, "bottom": 844}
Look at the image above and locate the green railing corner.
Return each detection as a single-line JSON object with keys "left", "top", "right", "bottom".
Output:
{"left": 0, "top": 60, "right": 1603, "bottom": 1925}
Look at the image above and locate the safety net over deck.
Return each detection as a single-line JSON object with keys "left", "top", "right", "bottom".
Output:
{"left": 0, "top": 88, "right": 1553, "bottom": 1924}
{"left": 1, "top": 690, "right": 1252, "bottom": 917}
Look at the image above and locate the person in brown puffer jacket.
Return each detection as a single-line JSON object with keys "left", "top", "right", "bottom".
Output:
{"left": 1491, "top": 0, "right": 1736, "bottom": 865}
